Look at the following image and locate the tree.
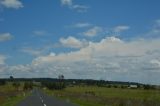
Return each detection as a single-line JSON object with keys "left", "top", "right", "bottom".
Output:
{"left": 10, "top": 76, "right": 14, "bottom": 81}
{"left": 58, "top": 74, "right": 65, "bottom": 89}
{"left": 58, "top": 74, "right": 64, "bottom": 81}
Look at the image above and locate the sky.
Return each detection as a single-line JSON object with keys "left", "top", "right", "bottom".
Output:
{"left": 0, "top": 0, "right": 160, "bottom": 84}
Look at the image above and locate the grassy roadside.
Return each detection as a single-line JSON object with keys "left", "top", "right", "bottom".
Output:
{"left": 1, "top": 93, "right": 29, "bottom": 106}
{"left": 44, "top": 86, "right": 160, "bottom": 106}
{"left": 0, "top": 82, "right": 31, "bottom": 106}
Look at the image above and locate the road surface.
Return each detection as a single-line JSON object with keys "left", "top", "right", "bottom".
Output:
{"left": 17, "top": 89, "right": 77, "bottom": 106}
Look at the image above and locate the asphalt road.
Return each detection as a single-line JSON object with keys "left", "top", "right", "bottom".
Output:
{"left": 17, "top": 89, "right": 77, "bottom": 106}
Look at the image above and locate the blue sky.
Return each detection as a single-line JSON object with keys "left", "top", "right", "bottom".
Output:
{"left": 1, "top": 0, "right": 160, "bottom": 84}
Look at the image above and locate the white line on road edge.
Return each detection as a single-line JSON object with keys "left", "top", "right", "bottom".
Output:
{"left": 44, "top": 104, "right": 47, "bottom": 106}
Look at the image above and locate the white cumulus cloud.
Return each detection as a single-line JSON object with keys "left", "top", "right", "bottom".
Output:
{"left": 83, "top": 26, "right": 103, "bottom": 37}
{"left": 60, "top": 36, "right": 88, "bottom": 48}
{"left": 33, "top": 36, "right": 160, "bottom": 64}
{"left": 0, "top": 0, "right": 23, "bottom": 9}
{"left": 113, "top": 25, "right": 130, "bottom": 32}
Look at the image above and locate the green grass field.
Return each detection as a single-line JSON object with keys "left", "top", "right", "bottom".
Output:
{"left": 45, "top": 86, "right": 160, "bottom": 106}
{"left": 0, "top": 82, "right": 29, "bottom": 106}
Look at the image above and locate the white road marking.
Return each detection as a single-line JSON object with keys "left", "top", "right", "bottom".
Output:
{"left": 44, "top": 104, "right": 47, "bottom": 106}
{"left": 40, "top": 96, "right": 44, "bottom": 104}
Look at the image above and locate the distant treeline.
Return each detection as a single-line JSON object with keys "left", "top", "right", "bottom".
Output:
{"left": 0, "top": 78, "right": 137, "bottom": 85}
{"left": 0, "top": 78, "right": 158, "bottom": 90}
{"left": 0, "top": 78, "right": 140, "bottom": 85}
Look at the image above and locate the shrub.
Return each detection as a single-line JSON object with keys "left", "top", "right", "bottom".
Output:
{"left": 113, "top": 85, "right": 118, "bottom": 88}
{"left": 106, "top": 84, "right": 111, "bottom": 88}
{"left": 0, "top": 79, "right": 6, "bottom": 86}
{"left": 12, "top": 82, "right": 20, "bottom": 89}
{"left": 23, "top": 82, "right": 33, "bottom": 90}
{"left": 42, "top": 82, "right": 66, "bottom": 90}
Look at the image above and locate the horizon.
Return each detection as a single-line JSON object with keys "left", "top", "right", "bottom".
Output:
{"left": 0, "top": 77, "right": 146, "bottom": 85}
{"left": 1, "top": 0, "right": 160, "bottom": 85}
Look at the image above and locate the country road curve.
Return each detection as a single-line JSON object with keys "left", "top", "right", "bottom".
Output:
{"left": 17, "top": 89, "right": 77, "bottom": 106}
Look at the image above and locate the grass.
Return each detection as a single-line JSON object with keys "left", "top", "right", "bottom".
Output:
{"left": 1, "top": 94, "right": 26, "bottom": 106}
{"left": 45, "top": 85, "right": 160, "bottom": 106}
{"left": 0, "top": 82, "right": 30, "bottom": 106}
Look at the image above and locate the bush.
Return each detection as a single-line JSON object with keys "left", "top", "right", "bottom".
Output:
{"left": 42, "top": 82, "right": 66, "bottom": 90}
{"left": 12, "top": 82, "right": 20, "bottom": 89}
{"left": 143, "top": 84, "right": 155, "bottom": 90}
{"left": 113, "top": 85, "right": 118, "bottom": 88}
{"left": 0, "top": 79, "right": 6, "bottom": 86}
{"left": 23, "top": 82, "right": 33, "bottom": 90}
{"left": 106, "top": 84, "right": 111, "bottom": 88}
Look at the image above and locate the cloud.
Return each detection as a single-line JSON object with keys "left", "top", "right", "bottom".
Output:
{"left": 0, "top": 0, "right": 23, "bottom": 9}
{"left": 0, "top": 33, "right": 13, "bottom": 42}
{"left": 33, "top": 30, "right": 49, "bottom": 36}
{"left": 141, "top": 19, "right": 160, "bottom": 38}
{"left": 32, "top": 36, "right": 158, "bottom": 64}
{"left": 43, "top": 36, "right": 160, "bottom": 63}
{"left": 32, "top": 51, "right": 90, "bottom": 65}
{"left": 60, "top": 36, "right": 88, "bottom": 48}
{"left": 61, "top": 0, "right": 72, "bottom": 6}
{"left": 72, "top": 22, "right": 91, "bottom": 28}
{"left": 21, "top": 47, "right": 44, "bottom": 56}
{"left": 60, "top": 0, "right": 89, "bottom": 12}
{"left": 149, "top": 59, "right": 160, "bottom": 70}
{"left": 2, "top": 35, "right": 160, "bottom": 84}
{"left": 151, "top": 19, "right": 160, "bottom": 33}
{"left": 113, "top": 25, "right": 130, "bottom": 32}
{"left": 23, "top": 36, "right": 160, "bottom": 84}
{"left": 0, "top": 55, "right": 6, "bottom": 65}
{"left": 72, "top": 4, "right": 89, "bottom": 13}
{"left": 150, "top": 59, "right": 160, "bottom": 67}
{"left": 20, "top": 44, "right": 56, "bottom": 56}
{"left": 83, "top": 26, "right": 103, "bottom": 37}
{"left": 8, "top": 64, "right": 34, "bottom": 73}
